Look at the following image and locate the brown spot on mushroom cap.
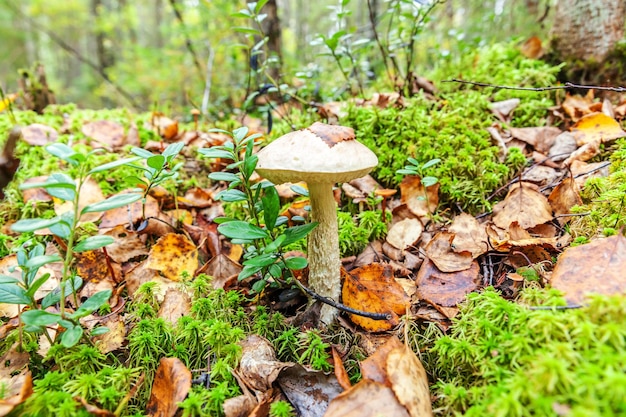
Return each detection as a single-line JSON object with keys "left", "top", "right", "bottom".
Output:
{"left": 307, "top": 122, "right": 355, "bottom": 148}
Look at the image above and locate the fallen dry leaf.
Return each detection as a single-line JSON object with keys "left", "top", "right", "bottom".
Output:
{"left": 125, "top": 260, "right": 179, "bottom": 301}
{"left": 386, "top": 218, "right": 423, "bottom": 251}
{"left": 158, "top": 288, "right": 191, "bottom": 325}
{"left": 509, "top": 126, "right": 561, "bottom": 154}
{"left": 146, "top": 358, "right": 191, "bottom": 417}
{"left": 563, "top": 140, "right": 600, "bottom": 166}
{"left": 145, "top": 233, "right": 198, "bottom": 281}
{"left": 424, "top": 232, "right": 473, "bottom": 272}
{"left": 21, "top": 123, "right": 58, "bottom": 145}
{"left": 562, "top": 91, "right": 595, "bottom": 122}
{"left": 203, "top": 254, "right": 242, "bottom": 289}
{"left": 519, "top": 35, "right": 544, "bottom": 58}
{"left": 324, "top": 380, "right": 410, "bottom": 417}
{"left": 341, "top": 264, "right": 410, "bottom": 331}
{"left": 76, "top": 249, "right": 117, "bottom": 284}
{"left": 570, "top": 112, "right": 626, "bottom": 145}
{"left": 278, "top": 364, "right": 343, "bottom": 417}
{"left": 359, "top": 336, "right": 432, "bottom": 417}
{"left": 55, "top": 178, "right": 105, "bottom": 223}
{"left": 0, "top": 343, "right": 33, "bottom": 416}
{"left": 82, "top": 120, "right": 126, "bottom": 149}
{"left": 551, "top": 234, "right": 626, "bottom": 305}
{"left": 492, "top": 182, "right": 553, "bottom": 230}
{"left": 331, "top": 347, "right": 352, "bottom": 391}
{"left": 416, "top": 258, "right": 479, "bottom": 307}
{"left": 20, "top": 176, "right": 52, "bottom": 202}
{"left": 99, "top": 193, "right": 160, "bottom": 229}
{"left": 102, "top": 225, "right": 149, "bottom": 263}
{"left": 93, "top": 315, "right": 126, "bottom": 354}
{"left": 400, "top": 176, "right": 439, "bottom": 217}
{"left": 449, "top": 213, "right": 489, "bottom": 259}
{"left": 148, "top": 113, "right": 178, "bottom": 141}
{"left": 548, "top": 177, "right": 583, "bottom": 225}
{"left": 239, "top": 335, "right": 293, "bottom": 392}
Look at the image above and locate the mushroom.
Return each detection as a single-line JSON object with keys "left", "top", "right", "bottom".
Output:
{"left": 255, "top": 122, "right": 378, "bottom": 324}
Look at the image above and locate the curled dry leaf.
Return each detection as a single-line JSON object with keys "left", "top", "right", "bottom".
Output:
{"left": 239, "top": 335, "right": 293, "bottom": 392}
{"left": 327, "top": 336, "right": 432, "bottom": 417}
{"left": 332, "top": 347, "right": 352, "bottom": 391}
{"left": 519, "top": 35, "right": 543, "bottom": 58}
{"left": 547, "top": 176, "right": 583, "bottom": 225}
{"left": 492, "top": 182, "right": 553, "bottom": 230}
{"left": 144, "top": 233, "right": 198, "bottom": 281}
{"left": 563, "top": 140, "right": 600, "bottom": 166}
{"left": 0, "top": 343, "right": 32, "bottom": 416}
{"left": 485, "top": 223, "right": 559, "bottom": 254}
{"left": 551, "top": 234, "right": 626, "bottom": 305}
{"left": 203, "top": 253, "right": 242, "bottom": 290}
{"left": 82, "top": 120, "right": 126, "bottom": 149}
{"left": 341, "top": 264, "right": 410, "bottom": 332}
{"left": 21, "top": 123, "right": 58, "bottom": 145}
{"left": 449, "top": 213, "right": 488, "bottom": 259}
{"left": 400, "top": 176, "right": 439, "bottom": 217}
{"left": 416, "top": 258, "right": 479, "bottom": 307}
{"left": 424, "top": 232, "right": 473, "bottom": 273}
{"left": 570, "top": 112, "right": 626, "bottom": 146}
{"left": 386, "top": 218, "right": 423, "bottom": 251}
{"left": 146, "top": 358, "right": 191, "bottom": 417}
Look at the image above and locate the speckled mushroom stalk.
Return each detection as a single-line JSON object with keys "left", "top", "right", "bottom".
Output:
{"left": 255, "top": 122, "right": 378, "bottom": 324}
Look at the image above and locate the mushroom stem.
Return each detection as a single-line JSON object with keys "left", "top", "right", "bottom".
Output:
{"left": 307, "top": 181, "right": 341, "bottom": 324}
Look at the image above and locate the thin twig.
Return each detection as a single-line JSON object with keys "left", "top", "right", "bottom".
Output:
{"left": 444, "top": 78, "right": 626, "bottom": 92}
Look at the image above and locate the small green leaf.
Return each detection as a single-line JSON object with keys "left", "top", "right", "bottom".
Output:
{"left": 69, "top": 289, "right": 112, "bottom": 319}
{"left": 0, "top": 284, "right": 30, "bottom": 304}
{"left": 208, "top": 172, "right": 240, "bottom": 182}
{"left": 89, "top": 156, "right": 142, "bottom": 174}
{"left": 218, "top": 221, "right": 268, "bottom": 240}
{"left": 163, "top": 142, "right": 184, "bottom": 159}
{"left": 290, "top": 184, "right": 309, "bottom": 196}
{"left": 25, "top": 255, "right": 62, "bottom": 271}
{"left": 262, "top": 186, "right": 280, "bottom": 229}
{"left": 90, "top": 326, "right": 110, "bottom": 336}
{"left": 285, "top": 256, "right": 308, "bottom": 270}
{"left": 422, "top": 176, "right": 439, "bottom": 187}
{"left": 131, "top": 147, "right": 154, "bottom": 158}
{"left": 234, "top": 26, "right": 261, "bottom": 35}
{"left": 46, "top": 143, "right": 76, "bottom": 162}
{"left": 42, "top": 276, "right": 82, "bottom": 309}
{"left": 61, "top": 324, "right": 83, "bottom": 347}
{"left": 74, "top": 236, "right": 115, "bottom": 252}
{"left": 263, "top": 234, "right": 286, "bottom": 254}
{"left": 396, "top": 169, "right": 418, "bottom": 175}
{"left": 21, "top": 310, "right": 61, "bottom": 326}
{"left": 239, "top": 265, "right": 262, "bottom": 281}
{"left": 407, "top": 157, "right": 420, "bottom": 166}
{"left": 82, "top": 193, "right": 142, "bottom": 214}
{"left": 198, "top": 148, "right": 234, "bottom": 160}
{"left": 0, "top": 275, "right": 19, "bottom": 284}
{"left": 216, "top": 189, "right": 247, "bottom": 202}
{"left": 233, "top": 127, "right": 249, "bottom": 142}
{"left": 255, "top": 0, "right": 269, "bottom": 13}
{"left": 147, "top": 154, "right": 166, "bottom": 170}
{"left": 11, "top": 217, "right": 61, "bottom": 233}
{"left": 25, "top": 273, "right": 51, "bottom": 299}
{"left": 282, "top": 222, "right": 318, "bottom": 246}
{"left": 421, "top": 158, "right": 441, "bottom": 170}
{"left": 243, "top": 253, "right": 277, "bottom": 268}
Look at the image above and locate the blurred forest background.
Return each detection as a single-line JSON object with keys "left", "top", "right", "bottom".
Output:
{"left": 0, "top": 1, "right": 575, "bottom": 113}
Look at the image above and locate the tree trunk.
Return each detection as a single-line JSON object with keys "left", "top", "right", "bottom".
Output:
{"left": 261, "top": 0, "right": 282, "bottom": 81}
{"left": 90, "top": 0, "right": 115, "bottom": 72}
{"left": 550, "top": 0, "right": 626, "bottom": 63}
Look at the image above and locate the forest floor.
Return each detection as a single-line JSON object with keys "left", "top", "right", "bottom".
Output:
{"left": 0, "top": 43, "right": 625, "bottom": 417}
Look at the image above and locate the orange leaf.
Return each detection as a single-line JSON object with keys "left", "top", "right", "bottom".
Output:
{"left": 492, "top": 182, "right": 553, "bottom": 230}
{"left": 341, "top": 264, "right": 410, "bottom": 331}
{"left": 571, "top": 112, "right": 626, "bottom": 145}
{"left": 146, "top": 358, "right": 191, "bottom": 417}
{"left": 144, "top": 233, "right": 198, "bottom": 281}
{"left": 416, "top": 258, "right": 479, "bottom": 307}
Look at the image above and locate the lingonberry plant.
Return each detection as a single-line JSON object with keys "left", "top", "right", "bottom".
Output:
{"left": 199, "top": 126, "right": 316, "bottom": 293}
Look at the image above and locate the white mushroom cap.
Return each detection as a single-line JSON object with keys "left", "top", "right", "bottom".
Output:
{"left": 255, "top": 122, "right": 378, "bottom": 184}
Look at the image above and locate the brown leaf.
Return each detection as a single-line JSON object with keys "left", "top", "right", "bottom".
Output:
{"left": 548, "top": 177, "right": 583, "bottom": 225}
{"left": 332, "top": 347, "right": 352, "bottom": 391}
{"left": 551, "top": 234, "right": 626, "bottom": 305}
{"left": 449, "top": 213, "right": 489, "bottom": 259}
{"left": 148, "top": 113, "right": 179, "bottom": 141}
{"left": 386, "top": 218, "right": 423, "bottom": 251}
{"left": 145, "top": 233, "right": 198, "bottom": 281}
{"left": 239, "top": 335, "right": 293, "bottom": 392}
{"left": 400, "top": 176, "right": 439, "bottom": 217}
{"left": 93, "top": 315, "right": 126, "bottom": 354}
{"left": 519, "top": 35, "right": 544, "bottom": 58}
{"left": 492, "top": 182, "right": 553, "bottom": 230}
{"left": 125, "top": 260, "right": 179, "bottom": 301}
{"left": 341, "top": 264, "right": 411, "bottom": 331}
{"left": 82, "top": 120, "right": 126, "bottom": 149}
{"left": 21, "top": 123, "right": 58, "bottom": 145}
{"left": 358, "top": 336, "right": 432, "bottom": 417}
{"left": 509, "top": 126, "right": 561, "bottom": 154}
{"left": 562, "top": 91, "right": 595, "bottom": 122}
{"left": 203, "top": 254, "right": 242, "bottom": 289}
{"left": 146, "top": 358, "right": 191, "bottom": 417}
{"left": 102, "top": 225, "right": 149, "bottom": 263}
{"left": 0, "top": 344, "right": 32, "bottom": 416}
{"left": 416, "top": 258, "right": 479, "bottom": 307}
{"left": 278, "top": 364, "right": 343, "bottom": 417}
{"left": 20, "top": 176, "right": 52, "bottom": 202}
{"left": 76, "top": 250, "right": 116, "bottom": 284}
{"left": 424, "top": 232, "right": 473, "bottom": 272}
{"left": 178, "top": 187, "right": 214, "bottom": 209}
{"left": 563, "top": 140, "right": 600, "bottom": 166}
{"left": 158, "top": 288, "right": 191, "bottom": 325}
{"left": 324, "top": 380, "right": 410, "bottom": 417}
{"left": 55, "top": 178, "right": 105, "bottom": 224}
{"left": 570, "top": 112, "right": 626, "bottom": 145}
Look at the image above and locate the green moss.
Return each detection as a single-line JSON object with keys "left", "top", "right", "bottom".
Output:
{"left": 569, "top": 138, "right": 626, "bottom": 238}
{"left": 431, "top": 288, "right": 626, "bottom": 416}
